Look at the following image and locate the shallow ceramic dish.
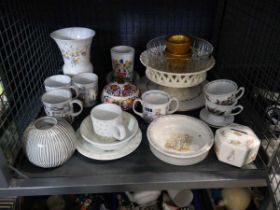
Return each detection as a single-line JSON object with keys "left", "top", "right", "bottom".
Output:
{"left": 80, "top": 112, "right": 138, "bottom": 151}
{"left": 149, "top": 142, "right": 209, "bottom": 166}
{"left": 76, "top": 129, "right": 142, "bottom": 161}
{"left": 147, "top": 115, "right": 214, "bottom": 159}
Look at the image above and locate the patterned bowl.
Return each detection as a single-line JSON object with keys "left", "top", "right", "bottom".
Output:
{"left": 23, "top": 116, "right": 77, "bottom": 168}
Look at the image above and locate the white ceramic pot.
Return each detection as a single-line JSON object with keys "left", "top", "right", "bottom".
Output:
{"left": 50, "top": 27, "right": 95, "bottom": 76}
{"left": 101, "top": 82, "right": 140, "bottom": 110}
{"left": 23, "top": 116, "right": 77, "bottom": 168}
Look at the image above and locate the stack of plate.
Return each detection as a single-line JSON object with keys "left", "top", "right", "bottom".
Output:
{"left": 76, "top": 112, "right": 142, "bottom": 161}
{"left": 147, "top": 115, "right": 214, "bottom": 165}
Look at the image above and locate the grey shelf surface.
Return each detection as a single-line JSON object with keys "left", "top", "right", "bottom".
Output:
{"left": 0, "top": 110, "right": 267, "bottom": 196}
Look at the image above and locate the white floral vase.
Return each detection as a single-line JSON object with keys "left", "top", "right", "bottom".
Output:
{"left": 50, "top": 27, "right": 95, "bottom": 76}
{"left": 23, "top": 116, "right": 77, "bottom": 168}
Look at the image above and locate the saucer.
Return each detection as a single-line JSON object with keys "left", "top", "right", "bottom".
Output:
{"left": 137, "top": 77, "right": 205, "bottom": 111}
{"left": 80, "top": 112, "right": 139, "bottom": 151}
{"left": 76, "top": 129, "right": 142, "bottom": 161}
{"left": 199, "top": 108, "right": 234, "bottom": 128}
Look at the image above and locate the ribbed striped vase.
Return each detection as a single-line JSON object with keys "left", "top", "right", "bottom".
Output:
{"left": 23, "top": 116, "right": 77, "bottom": 168}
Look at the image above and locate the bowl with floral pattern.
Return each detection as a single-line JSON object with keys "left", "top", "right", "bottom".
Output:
{"left": 101, "top": 82, "right": 140, "bottom": 110}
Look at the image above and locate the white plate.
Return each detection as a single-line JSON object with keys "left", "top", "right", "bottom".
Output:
{"left": 147, "top": 115, "right": 214, "bottom": 158}
{"left": 80, "top": 112, "right": 138, "bottom": 151}
{"left": 76, "top": 129, "right": 142, "bottom": 161}
{"left": 199, "top": 108, "right": 234, "bottom": 128}
{"left": 137, "top": 77, "right": 205, "bottom": 111}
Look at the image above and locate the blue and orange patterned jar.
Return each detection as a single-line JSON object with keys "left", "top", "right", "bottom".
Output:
{"left": 101, "top": 82, "right": 139, "bottom": 110}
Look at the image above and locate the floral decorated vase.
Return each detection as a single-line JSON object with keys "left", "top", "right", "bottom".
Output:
{"left": 101, "top": 82, "right": 140, "bottom": 110}
{"left": 50, "top": 27, "right": 95, "bottom": 76}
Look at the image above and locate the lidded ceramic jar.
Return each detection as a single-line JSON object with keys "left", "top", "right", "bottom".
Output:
{"left": 23, "top": 116, "right": 77, "bottom": 168}
{"left": 101, "top": 82, "right": 140, "bottom": 110}
{"left": 214, "top": 124, "right": 260, "bottom": 167}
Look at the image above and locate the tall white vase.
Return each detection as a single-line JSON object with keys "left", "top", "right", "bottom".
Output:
{"left": 50, "top": 27, "right": 95, "bottom": 76}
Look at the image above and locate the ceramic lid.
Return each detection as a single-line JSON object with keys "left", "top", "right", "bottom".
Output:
{"left": 103, "top": 82, "right": 139, "bottom": 97}
{"left": 215, "top": 124, "right": 260, "bottom": 148}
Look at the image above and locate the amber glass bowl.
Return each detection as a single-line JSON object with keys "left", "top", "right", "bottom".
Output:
{"left": 165, "top": 34, "right": 192, "bottom": 55}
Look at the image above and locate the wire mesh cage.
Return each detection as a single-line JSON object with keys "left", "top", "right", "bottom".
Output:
{"left": 213, "top": 0, "right": 280, "bottom": 208}
{"left": 0, "top": 0, "right": 280, "bottom": 208}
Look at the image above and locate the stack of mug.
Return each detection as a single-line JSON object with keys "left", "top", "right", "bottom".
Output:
{"left": 42, "top": 73, "right": 98, "bottom": 123}
{"left": 200, "top": 79, "right": 245, "bottom": 127}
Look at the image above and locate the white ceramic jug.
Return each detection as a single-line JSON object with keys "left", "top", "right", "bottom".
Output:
{"left": 50, "top": 27, "right": 95, "bottom": 76}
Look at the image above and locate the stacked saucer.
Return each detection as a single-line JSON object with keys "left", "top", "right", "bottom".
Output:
{"left": 77, "top": 104, "right": 142, "bottom": 160}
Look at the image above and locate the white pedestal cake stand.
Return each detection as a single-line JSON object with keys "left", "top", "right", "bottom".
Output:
{"left": 139, "top": 36, "right": 215, "bottom": 111}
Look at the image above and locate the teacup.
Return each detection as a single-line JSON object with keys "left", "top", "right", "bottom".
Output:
{"left": 205, "top": 98, "right": 244, "bottom": 116}
{"left": 111, "top": 45, "right": 135, "bottom": 82}
{"left": 42, "top": 89, "right": 83, "bottom": 123}
{"left": 204, "top": 79, "right": 245, "bottom": 105}
{"left": 91, "top": 103, "right": 126, "bottom": 140}
{"left": 132, "top": 90, "right": 179, "bottom": 123}
{"left": 72, "top": 73, "right": 98, "bottom": 108}
{"left": 44, "top": 75, "right": 79, "bottom": 96}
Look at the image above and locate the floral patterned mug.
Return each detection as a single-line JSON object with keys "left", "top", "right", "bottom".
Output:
{"left": 111, "top": 45, "right": 135, "bottom": 82}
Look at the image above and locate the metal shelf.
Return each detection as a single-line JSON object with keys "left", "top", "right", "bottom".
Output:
{"left": 0, "top": 110, "right": 267, "bottom": 196}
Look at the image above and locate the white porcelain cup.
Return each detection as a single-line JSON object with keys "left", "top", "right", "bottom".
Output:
{"left": 167, "top": 189, "right": 193, "bottom": 208}
{"left": 42, "top": 89, "right": 83, "bottom": 123}
{"left": 133, "top": 90, "right": 179, "bottom": 123}
{"left": 204, "top": 79, "right": 245, "bottom": 105}
{"left": 91, "top": 103, "right": 126, "bottom": 140}
{"left": 72, "top": 73, "right": 98, "bottom": 108}
{"left": 44, "top": 75, "right": 79, "bottom": 97}
{"left": 111, "top": 45, "right": 135, "bottom": 82}
{"left": 205, "top": 98, "right": 244, "bottom": 116}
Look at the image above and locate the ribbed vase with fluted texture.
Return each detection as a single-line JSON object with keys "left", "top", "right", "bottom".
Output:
{"left": 23, "top": 116, "right": 77, "bottom": 168}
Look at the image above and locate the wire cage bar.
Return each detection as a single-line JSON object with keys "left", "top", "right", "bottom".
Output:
{"left": 0, "top": 0, "right": 280, "bottom": 208}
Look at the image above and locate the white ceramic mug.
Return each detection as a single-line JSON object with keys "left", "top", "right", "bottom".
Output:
{"left": 167, "top": 189, "right": 193, "bottom": 208}
{"left": 91, "top": 103, "right": 126, "bottom": 140}
{"left": 42, "top": 89, "right": 83, "bottom": 123}
{"left": 204, "top": 79, "right": 245, "bottom": 105}
{"left": 111, "top": 45, "right": 135, "bottom": 82}
{"left": 133, "top": 90, "right": 179, "bottom": 123}
{"left": 72, "top": 73, "right": 98, "bottom": 108}
{"left": 205, "top": 98, "right": 244, "bottom": 116}
{"left": 44, "top": 75, "right": 79, "bottom": 97}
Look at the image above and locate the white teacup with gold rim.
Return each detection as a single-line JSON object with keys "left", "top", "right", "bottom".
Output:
{"left": 133, "top": 90, "right": 179, "bottom": 123}
{"left": 91, "top": 103, "right": 127, "bottom": 140}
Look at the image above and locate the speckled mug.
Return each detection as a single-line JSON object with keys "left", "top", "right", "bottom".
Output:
{"left": 90, "top": 103, "right": 126, "bottom": 140}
